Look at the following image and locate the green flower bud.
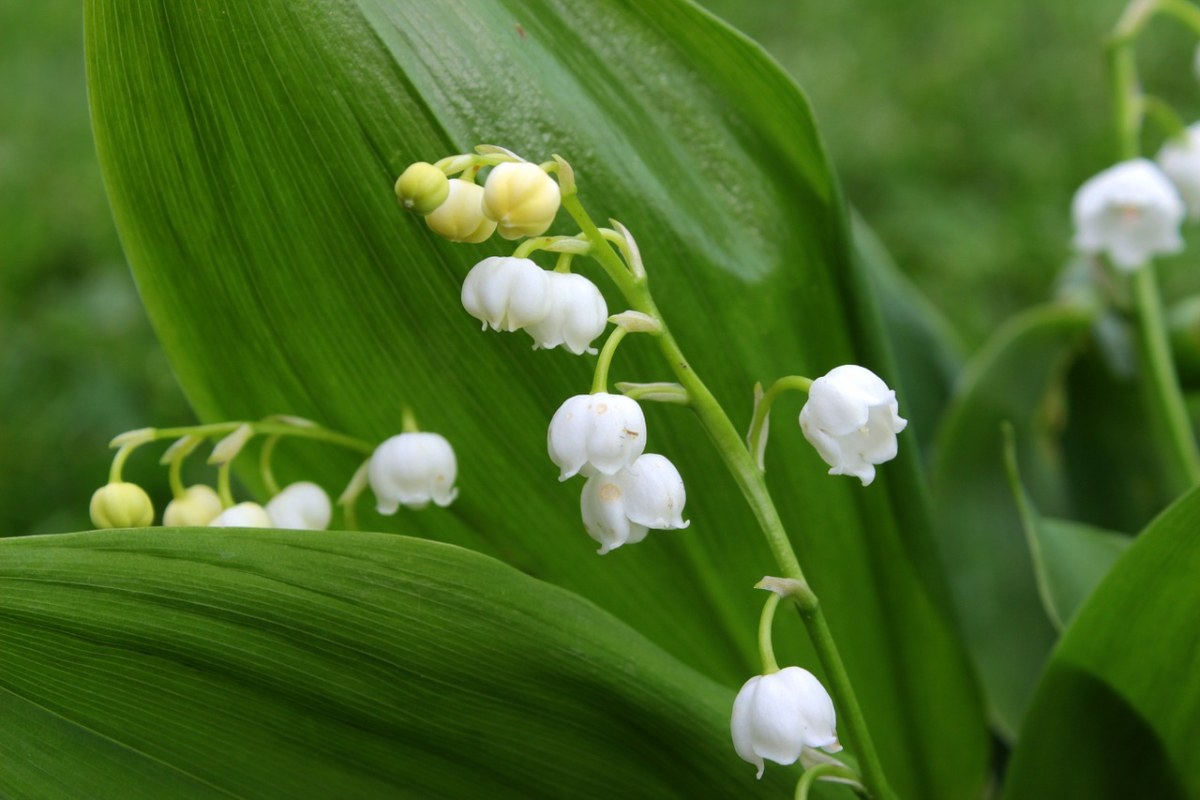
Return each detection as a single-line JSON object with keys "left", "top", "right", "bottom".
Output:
{"left": 425, "top": 179, "right": 496, "bottom": 243}
{"left": 90, "top": 482, "right": 155, "bottom": 529}
{"left": 395, "top": 161, "right": 450, "bottom": 216}
{"left": 163, "top": 484, "right": 224, "bottom": 527}
{"left": 482, "top": 162, "right": 561, "bottom": 239}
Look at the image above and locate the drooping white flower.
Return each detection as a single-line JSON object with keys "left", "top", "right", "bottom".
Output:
{"left": 209, "top": 501, "right": 273, "bottom": 528}
{"left": 266, "top": 481, "right": 332, "bottom": 530}
{"left": 525, "top": 271, "right": 608, "bottom": 355}
{"left": 369, "top": 432, "right": 458, "bottom": 513}
{"left": 425, "top": 179, "right": 496, "bottom": 243}
{"left": 482, "top": 162, "right": 562, "bottom": 239}
{"left": 799, "top": 365, "right": 907, "bottom": 487}
{"left": 460, "top": 257, "right": 553, "bottom": 332}
{"left": 1071, "top": 158, "right": 1184, "bottom": 270}
{"left": 1157, "top": 125, "right": 1200, "bottom": 219}
{"left": 163, "top": 484, "right": 223, "bottom": 527}
{"left": 579, "top": 453, "right": 689, "bottom": 554}
{"left": 547, "top": 393, "right": 646, "bottom": 480}
{"left": 89, "top": 482, "right": 155, "bottom": 529}
{"left": 731, "top": 667, "right": 841, "bottom": 780}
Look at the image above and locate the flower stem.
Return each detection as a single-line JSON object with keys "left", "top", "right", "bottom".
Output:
{"left": 591, "top": 326, "right": 629, "bottom": 393}
{"left": 561, "top": 192, "right": 896, "bottom": 800}
{"left": 758, "top": 591, "right": 783, "bottom": 674}
{"left": 260, "top": 435, "right": 282, "bottom": 496}
{"left": 1108, "top": 4, "right": 1200, "bottom": 492}
{"left": 747, "top": 375, "right": 814, "bottom": 471}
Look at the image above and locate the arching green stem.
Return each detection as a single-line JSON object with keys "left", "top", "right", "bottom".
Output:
{"left": 216, "top": 461, "right": 235, "bottom": 508}
{"left": 758, "top": 591, "right": 782, "bottom": 674}
{"left": 747, "top": 375, "right": 814, "bottom": 471}
{"left": 795, "top": 764, "right": 866, "bottom": 800}
{"left": 167, "top": 453, "right": 186, "bottom": 499}
{"left": 560, "top": 189, "right": 895, "bottom": 800}
{"left": 108, "top": 444, "right": 137, "bottom": 484}
{"left": 260, "top": 435, "right": 282, "bottom": 497}
{"left": 591, "top": 326, "right": 629, "bottom": 393}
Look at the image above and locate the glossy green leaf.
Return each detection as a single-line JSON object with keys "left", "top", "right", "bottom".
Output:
{"left": 0, "top": 527, "right": 809, "bottom": 798}
{"left": 1003, "top": 485, "right": 1200, "bottom": 799}
{"left": 85, "top": 0, "right": 986, "bottom": 795}
{"left": 1003, "top": 425, "right": 1130, "bottom": 631}
{"left": 851, "top": 214, "right": 963, "bottom": 457}
{"left": 931, "top": 303, "right": 1095, "bottom": 739}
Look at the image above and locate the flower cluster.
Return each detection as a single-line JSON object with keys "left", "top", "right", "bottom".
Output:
{"left": 397, "top": 149, "right": 689, "bottom": 552}
{"left": 89, "top": 419, "right": 458, "bottom": 533}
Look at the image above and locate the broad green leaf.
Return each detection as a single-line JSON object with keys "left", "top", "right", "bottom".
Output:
{"left": 0, "top": 528, "right": 814, "bottom": 799}
{"left": 85, "top": 0, "right": 987, "bottom": 794}
{"left": 1003, "top": 425, "right": 1131, "bottom": 631}
{"left": 851, "top": 214, "right": 963, "bottom": 458}
{"left": 1002, "top": 485, "right": 1200, "bottom": 799}
{"left": 931, "top": 303, "right": 1094, "bottom": 739}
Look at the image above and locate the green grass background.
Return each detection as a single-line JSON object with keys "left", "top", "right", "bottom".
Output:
{"left": 4, "top": 0, "right": 1198, "bottom": 535}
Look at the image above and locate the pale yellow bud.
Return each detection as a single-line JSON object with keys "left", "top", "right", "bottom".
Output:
{"left": 163, "top": 484, "right": 223, "bottom": 527}
{"left": 425, "top": 179, "right": 496, "bottom": 243}
{"left": 395, "top": 162, "right": 450, "bottom": 215}
{"left": 90, "top": 482, "right": 155, "bottom": 529}
{"left": 482, "top": 162, "right": 562, "bottom": 239}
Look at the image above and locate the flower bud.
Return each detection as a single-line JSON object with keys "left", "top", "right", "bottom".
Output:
{"left": 1072, "top": 158, "right": 1184, "bottom": 270}
{"left": 266, "top": 481, "right": 332, "bottom": 530}
{"left": 425, "top": 179, "right": 496, "bottom": 243}
{"left": 731, "top": 667, "right": 841, "bottom": 779}
{"left": 548, "top": 393, "right": 646, "bottom": 480}
{"left": 799, "top": 365, "right": 907, "bottom": 487}
{"left": 525, "top": 272, "right": 608, "bottom": 355}
{"left": 1157, "top": 124, "right": 1200, "bottom": 219}
{"left": 89, "top": 482, "right": 155, "bottom": 529}
{"left": 461, "top": 257, "right": 553, "bottom": 332}
{"left": 579, "top": 453, "right": 688, "bottom": 554}
{"left": 369, "top": 432, "right": 458, "bottom": 513}
{"left": 163, "top": 484, "right": 223, "bottom": 527}
{"left": 209, "top": 501, "right": 273, "bottom": 528}
{"left": 482, "top": 162, "right": 561, "bottom": 239}
{"left": 395, "top": 161, "right": 450, "bottom": 215}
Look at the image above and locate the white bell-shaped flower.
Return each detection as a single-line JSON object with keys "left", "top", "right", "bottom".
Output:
{"left": 1071, "top": 158, "right": 1184, "bottom": 270}
{"left": 579, "top": 453, "right": 689, "bottom": 554}
{"left": 209, "top": 501, "right": 273, "bottom": 528}
{"left": 369, "top": 432, "right": 458, "bottom": 513}
{"left": 524, "top": 271, "right": 608, "bottom": 354}
{"left": 1157, "top": 124, "right": 1200, "bottom": 219}
{"left": 266, "top": 481, "right": 332, "bottom": 530}
{"left": 163, "top": 484, "right": 223, "bottom": 527}
{"left": 547, "top": 393, "right": 646, "bottom": 480}
{"left": 799, "top": 365, "right": 907, "bottom": 487}
{"left": 89, "top": 482, "right": 155, "bottom": 529}
{"left": 460, "top": 257, "right": 553, "bottom": 332}
{"left": 731, "top": 667, "right": 841, "bottom": 780}
{"left": 425, "top": 179, "right": 496, "bottom": 243}
{"left": 482, "top": 162, "right": 562, "bottom": 239}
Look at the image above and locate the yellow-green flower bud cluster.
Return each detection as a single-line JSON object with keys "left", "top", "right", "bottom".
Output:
{"left": 395, "top": 152, "right": 562, "bottom": 245}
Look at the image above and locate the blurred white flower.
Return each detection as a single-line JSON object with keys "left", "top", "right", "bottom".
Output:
{"left": 482, "top": 161, "right": 562, "bottom": 239}
{"left": 1157, "top": 124, "right": 1200, "bottom": 219}
{"left": 547, "top": 393, "right": 646, "bottom": 480}
{"left": 369, "top": 432, "right": 458, "bottom": 513}
{"left": 1071, "top": 158, "right": 1184, "bottom": 270}
{"left": 731, "top": 667, "right": 841, "bottom": 780}
{"left": 460, "top": 257, "right": 553, "bottom": 332}
{"left": 425, "top": 179, "right": 496, "bottom": 243}
{"left": 525, "top": 271, "right": 608, "bottom": 355}
{"left": 163, "top": 484, "right": 223, "bottom": 527}
{"left": 799, "top": 365, "right": 907, "bottom": 487}
{"left": 266, "top": 481, "right": 332, "bottom": 530}
{"left": 579, "top": 453, "right": 689, "bottom": 554}
{"left": 89, "top": 482, "right": 154, "bottom": 529}
{"left": 209, "top": 502, "right": 273, "bottom": 528}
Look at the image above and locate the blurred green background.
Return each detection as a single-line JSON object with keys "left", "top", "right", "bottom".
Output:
{"left": 4, "top": 0, "right": 1196, "bottom": 535}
